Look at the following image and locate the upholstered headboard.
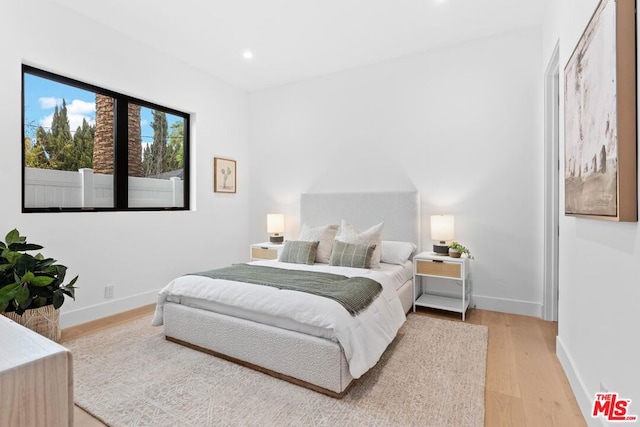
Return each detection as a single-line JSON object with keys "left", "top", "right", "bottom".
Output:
{"left": 300, "top": 191, "right": 420, "bottom": 248}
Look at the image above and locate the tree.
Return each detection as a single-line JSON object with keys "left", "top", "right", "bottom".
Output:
{"left": 93, "top": 94, "right": 114, "bottom": 174}
{"left": 164, "top": 121, "right": 184, "bottom": 172}
{"left": 29, "top": 99, "right": 95, "bottom": 171}
{"left": 45, "top": 100, "right": 73, "bottom": 169}
{"left": 152, "top": 110, "right": 167, "bottom": 175}
{"left": 128, "top": 104, "right": 143, "bottom": 177}
{"left": 93, "top": 97, "right": 143, "bottom": 177}
{"left": 142, "top": 142, "right": 155, "bottom": 176}
{"left": 52, "top": 99, "right": 72, "bottom": 141}
{"left": 142, "top": 110, "right": 168, "bottom": 176}
{"left": 24, "top": 136, "right": 47, "bottom": 168}
{"left": 72, "top": 118, "right": 95, "bottom": 170}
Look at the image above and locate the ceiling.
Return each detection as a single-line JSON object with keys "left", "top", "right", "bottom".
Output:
{"left": 51, "top": 0, "right": 550, "bottom": 91}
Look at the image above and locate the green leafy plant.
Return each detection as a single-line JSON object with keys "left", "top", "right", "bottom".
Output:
{"left": 0, "top": 229, "right": 77, "bottom": 314}
{"left": 449, "top": 241, "right": 474, "bottom": 259}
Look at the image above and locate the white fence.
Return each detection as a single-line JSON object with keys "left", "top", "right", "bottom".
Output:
{"left": 24, "top": 168, "right": 184, "bottom": 208}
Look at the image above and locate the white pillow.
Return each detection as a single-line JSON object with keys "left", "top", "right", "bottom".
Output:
{"left": 381, "top": 241, "right": 417, "bottom": 265}
{"left": 298, "top": 224, "right": 338, "bottom": 263}
{"left": 335, "top": 220, "right": 384, "bottom": 267}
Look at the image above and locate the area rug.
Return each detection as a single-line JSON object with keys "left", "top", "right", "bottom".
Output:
{"left": 65, "top": 314, "right": 488, "bottom": 426}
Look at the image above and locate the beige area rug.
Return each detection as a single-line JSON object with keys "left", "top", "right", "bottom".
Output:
{"left": 65, "top": 314, "right": 488, "bottom": 427}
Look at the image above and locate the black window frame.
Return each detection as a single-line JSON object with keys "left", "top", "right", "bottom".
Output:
{"left": 21, "top": 65, "right": 190, "bottom": 213}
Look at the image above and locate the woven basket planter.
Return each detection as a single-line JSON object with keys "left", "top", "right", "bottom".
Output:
{"left": 3, "top": 305, "right": 61, "bottom": 342}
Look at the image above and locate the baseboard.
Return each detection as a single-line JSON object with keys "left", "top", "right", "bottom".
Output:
{"left": 556, "top": 336, "right": 598, "bottom": 426}
{"left": 59, "top": 289, "right": 159, "bottom": 328}
{"left": 471, "top": 294, "right": 541, "bottom": 317}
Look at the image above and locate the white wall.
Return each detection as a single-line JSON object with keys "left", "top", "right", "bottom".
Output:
{"left": 543, "top": 1, "right": 640, "bottom": 424}
{"left": 1, "top": 0, "right": 251, "bottom": 327}
{"left": 249, "top": 27, "right": 544, "bottom": 316}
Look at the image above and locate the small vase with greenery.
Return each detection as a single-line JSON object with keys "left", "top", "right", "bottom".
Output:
{"left": 448, "top": 241, "right": 473, "bottom": 259}
{"left": 0, "top": 229, "right": 77, "bottom": 315}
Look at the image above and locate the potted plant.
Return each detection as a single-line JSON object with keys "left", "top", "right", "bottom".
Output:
{"left": 0, "top": 229, "right": 77, "bottom": 341}
{"left": 448, "top": 241, "right": 474, "bottom": 259}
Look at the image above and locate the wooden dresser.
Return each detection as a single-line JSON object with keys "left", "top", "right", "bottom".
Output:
{"left": 0, "top": 314, "right": 73, "bottom": 427}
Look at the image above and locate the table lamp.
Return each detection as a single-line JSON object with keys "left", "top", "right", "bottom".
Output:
{"left": 430, "top": 215, "right": 454, "bottom": 255}
{"left": 267, "top": 214, "right": 285, "bottom": 244}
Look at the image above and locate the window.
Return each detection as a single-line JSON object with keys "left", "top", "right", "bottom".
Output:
{"left": 22, "top": 65, "right": 189, "bottom": 212}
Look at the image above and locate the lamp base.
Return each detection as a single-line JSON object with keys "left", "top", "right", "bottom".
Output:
{"left": 433, "top": 243, "right": 449, "bottom": 255}
{"left": 270, "top": 235, "right": 284, "bottom": 244}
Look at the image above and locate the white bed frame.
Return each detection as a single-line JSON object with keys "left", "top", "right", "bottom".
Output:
{"left": 163, "top": 191, "right": 420, "bottom": 398}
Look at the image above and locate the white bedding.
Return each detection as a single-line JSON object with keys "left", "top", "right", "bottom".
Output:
{"left": 152, "top": 260, "right": 409, "bottom": 378}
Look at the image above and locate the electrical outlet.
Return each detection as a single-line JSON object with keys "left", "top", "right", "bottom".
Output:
{"left": 105, "top": 285, "right": 114, "bottom": 299}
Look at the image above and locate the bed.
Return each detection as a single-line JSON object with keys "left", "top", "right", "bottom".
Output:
{"left": 152, "top": 191, "right": 420, "bottom": 398}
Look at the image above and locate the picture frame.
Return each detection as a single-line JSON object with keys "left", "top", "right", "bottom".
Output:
{"left": 564, "top": 0, "right": 637, "bottom": 221}
{"left": 214, "top": 157, "right": 236, "bottom": 193}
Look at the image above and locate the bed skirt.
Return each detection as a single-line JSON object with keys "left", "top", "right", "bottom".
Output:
{"left": 162, "top": 279, "right": 413, "bottom": 398}
{"left": 163, "top": 302, "right": 354, "bottom": 397}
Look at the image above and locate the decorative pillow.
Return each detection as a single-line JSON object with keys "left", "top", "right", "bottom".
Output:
{"left": 335, "top": 220, "right": 384, "bottom": 267}
{"left": 381, "top": 241, "right": 417, "bottom": 265}
{"left": 329, "top": 240, "right": 376, "bottom": 269}
{"left": 279, "top": 241, "right": 320, "bottom": 265}
{"left": 298, "top": 224, "right": 338, "bottom": 263}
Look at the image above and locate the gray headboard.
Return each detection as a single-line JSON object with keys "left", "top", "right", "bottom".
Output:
{"left": 300, "top": 191, "right": 420, "bottom": 247}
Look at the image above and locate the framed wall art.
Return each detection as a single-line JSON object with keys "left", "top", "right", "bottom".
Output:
{"left": 564, "top": 0, "right": 636, "bottom": 221}
{"left": 214, "top": 157, "right": 236, "bottom": 193}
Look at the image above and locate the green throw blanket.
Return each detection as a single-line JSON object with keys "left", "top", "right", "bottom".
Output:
{"left": 189, "top": 264, "right": 382, "bottom": 316}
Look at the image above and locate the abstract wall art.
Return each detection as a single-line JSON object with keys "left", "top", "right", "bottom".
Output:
{"left": 564, "top": 0, "right": 636, "bottom": 221}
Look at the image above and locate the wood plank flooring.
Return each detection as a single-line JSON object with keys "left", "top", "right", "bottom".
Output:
{"left": 62, "top": 306, "right": 586, "bottom": 426}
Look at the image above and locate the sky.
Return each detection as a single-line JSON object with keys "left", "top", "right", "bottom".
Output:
{"left": 23, "top": 73, "right": 182, "bottom": 147}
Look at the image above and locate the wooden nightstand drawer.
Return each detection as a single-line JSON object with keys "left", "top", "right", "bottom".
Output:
{"left": 251, "top": 247, "right": 278, "bottom": 260}
{"left": 416, "top": 259, "right": 461, "bottom": 279}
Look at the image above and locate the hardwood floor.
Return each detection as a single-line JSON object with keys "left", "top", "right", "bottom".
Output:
{"left": 62, "top": 306, "right": 586, "bottom": 426}
{"left": 428, "top": 308, "right": 586, "bottom": 427}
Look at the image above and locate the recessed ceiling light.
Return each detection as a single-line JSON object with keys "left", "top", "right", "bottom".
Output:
{"left": 242, "top": 50, "right": 254, "bottom": 60}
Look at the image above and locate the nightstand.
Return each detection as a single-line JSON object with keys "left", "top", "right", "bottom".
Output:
{"left": 413, "top": 251, "right": 471, "bottom": 320}
{"left": 250, "top": 242, "right": 284, "bottom": 261}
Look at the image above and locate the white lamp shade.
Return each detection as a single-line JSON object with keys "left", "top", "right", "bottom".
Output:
{"left": 267, "top": 214, "right": 284, "bottom": 234}
{"left": 430, "top": 215, "right": 454, "bottom": 241}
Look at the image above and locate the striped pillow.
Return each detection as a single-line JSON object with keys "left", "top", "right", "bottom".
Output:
{"left": 279, "top": 241, "right": 320, "bottom": 265}
{"left": 335, "top": 220, "right": 383, "bottom": 267}
{"left": 329, "top": 240, "right": 376, "bottom": 269}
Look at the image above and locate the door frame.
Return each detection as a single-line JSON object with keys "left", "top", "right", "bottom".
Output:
{"left": 543, "top": 41, "right": 560, "bottom": 321}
